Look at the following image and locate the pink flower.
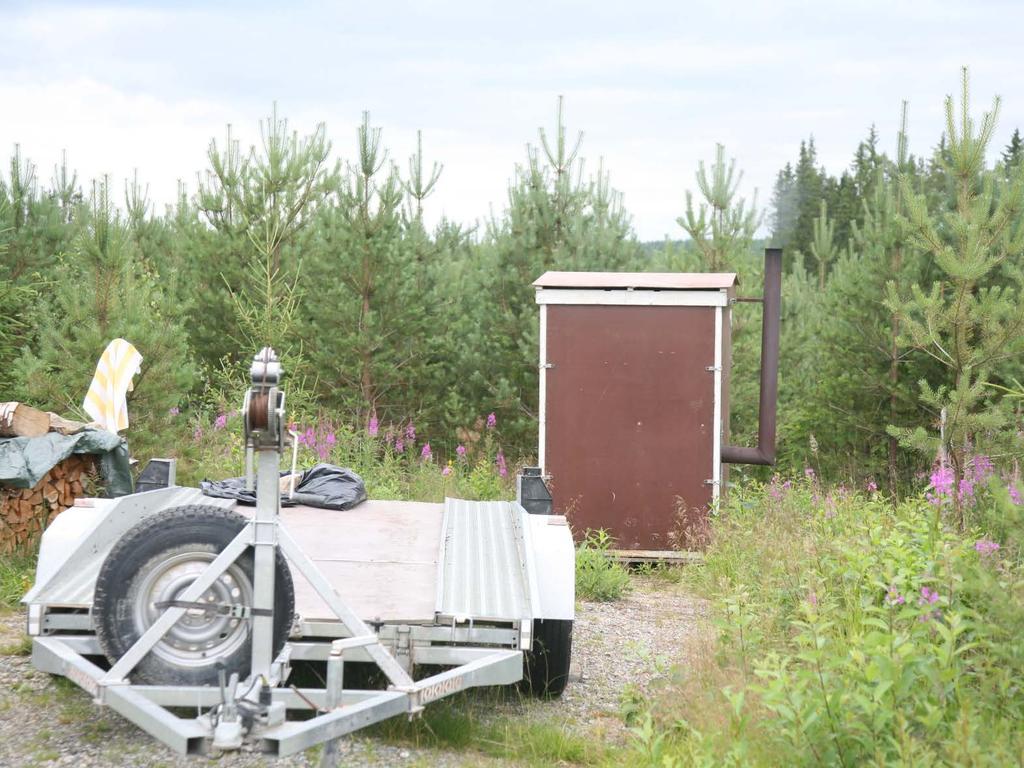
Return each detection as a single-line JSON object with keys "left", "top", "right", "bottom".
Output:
{"left": 394, "top": 438, "right": 405, "bottom": 453}
{"left": 496, "top": 449, "right": 507, "bottom": 477}
{"left": 927, "top": 466, "right": 955, "bottom": 506}
{"left": 405, "top": 422, "right": 416, "bottom": 441}
{"left": 867, "top": 480, "right": 878, "bottom": 493}
{"left": 971, "top": 455, "right": 994, "bottom": 483}
{"left": 886, "top": 585, "right": 905, "bottom": 606}
{"left": 441, "top": 466, "right": 452, "bottom": 477}
{"left": 367, "top": 413, "right": 379, "bottom": 437}
{"left": 919, "top": 587, "right": 940, "bottom": 606}
{"left": 456, "top": 444, "right": 467, "bottom": 459}
{"left": 486, "top": 412, "right": 497, "bottom": 430}
{"left": 420, "top": 443, "right": 432, "bottom": 462}
{"left": 804, "top": 467, "right": 815, "bottom": 479}
{"left": 958, "top": 477, "right": 975, "bottom": 505}
{"left": 304, "top": 427, "right": 315, "bottom": 446}
{"left": 168, "top": 406, "right": 180, "bottom": 416}
{"left": 807, "top": 591, "right": 818, "bottom": 607}
{"left": 325, "top": 432, "right": 336, "bottom": 446}
{"left": 975, "top": 539, "right": 1000, "bottom": 556}
{"left": 214, "top": 413, "right": 228, "bottom": 430}
{"left": 1009, "top": 484, "right": 1022, "bottom": 506}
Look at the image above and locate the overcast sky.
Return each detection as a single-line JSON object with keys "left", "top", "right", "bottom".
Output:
{"left": 2, "top": 0, "right": 1022, "bottom": 240}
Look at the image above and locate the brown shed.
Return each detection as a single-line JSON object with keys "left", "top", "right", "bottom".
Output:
{"left": 534, "top": 270, "right": 739, "bottom": 551}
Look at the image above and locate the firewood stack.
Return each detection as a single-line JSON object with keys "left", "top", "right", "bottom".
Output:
{"left": 0, "top": 455, "right": 98, "bottom": 553}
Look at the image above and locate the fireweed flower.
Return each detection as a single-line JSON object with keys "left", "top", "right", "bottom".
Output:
{"left": 168, "top": 406, "right": 180, "bottom": 416}
{"left": 971, "top": 454, "right": 994, "bottom": 483}
{"left": 919, "top": 587, "right": 940, "bottom": 606}
{"left": 486, "top": 412, "right": 497, "bottom": 430}
{"left": 325, "top": 432, "right": 336, "bottom": 446}
{"left": 496, "top": 450, "right": 507, "bottom": 477}
{"left": 867, "top": 480, "right": 878, "bottom": 493}
{"left": 1009, "top": 484, "right": 1022, "bottom": 505}
{"left": 455, "top": 444, "right": 467, "bottom": 459}
{"left": 367, "top": 413, "right": 379, "bottom": 437}
{"left": 927, "top": 466, "right": 955, "bottom": 506}
{"left": 405, "top": 422, "right": 416, "bottom": 441}
{"left": 394, "top": 438, "right": 405, "bottom": 453}
{"left": 304, "top": 427, "right": 315, "bottom": 446}
{"left": 420, "top": 443, "right": 432, "bottom": 462}
{"left": 441, "top": 465, "right": 452, "bottom": 477}
{"left": 958, "top": 477, "right": 975, "bottom": 505}
{"left": 804, "top": 467, "right": 815, "bottom": 479}
{"left": 975, "top": 539, "right": 1000, "bottom": 556}
{"left": 214, "top": 413, "right": 228, "bottom": 430}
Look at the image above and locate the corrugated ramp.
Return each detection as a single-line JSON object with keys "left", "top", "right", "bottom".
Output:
{"left": 436, "top": 498, "right": 532, "bottom": 622}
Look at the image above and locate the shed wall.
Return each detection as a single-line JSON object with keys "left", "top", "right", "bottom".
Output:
{"left": 543, "top": 304, "right": 717, "bottom": 550}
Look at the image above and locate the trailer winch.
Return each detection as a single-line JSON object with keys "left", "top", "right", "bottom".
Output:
{"left": 23, "top": 348, "right": 575, "bottom": 758}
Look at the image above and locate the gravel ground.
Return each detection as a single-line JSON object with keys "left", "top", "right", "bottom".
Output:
{"left": 0, "top": 578, "right": 703, "bottom": 767}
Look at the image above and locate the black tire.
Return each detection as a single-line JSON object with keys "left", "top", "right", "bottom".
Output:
{"left": 93, "top": 504, "right": 295, "bottom": 686}
{"left": 522, "top": 619, "right": 573, "bottom": 697}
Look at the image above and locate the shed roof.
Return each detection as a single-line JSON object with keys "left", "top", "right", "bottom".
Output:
{"left": 533, "top": 271, "right": 738, "bottom": 290}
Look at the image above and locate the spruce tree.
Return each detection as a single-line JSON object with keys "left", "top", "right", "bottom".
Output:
{"left": 1002, "top": 128, "right": 1023, "bottom": 173}
{"left": 887, "top": 69, "right": 1024, "bottom": 526}
{"left": 809, "top": 199, "right": 837, "bottom": 290}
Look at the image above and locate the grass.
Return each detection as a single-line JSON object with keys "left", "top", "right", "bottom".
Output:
{"left": 0, "top": 552, "right": 35, "bottom": 609}
{"left": 368, "top": 691, "right": 613, "bottom": 766}
{"left": 575, "top": 529, "right": 631, "bottom": 601}
{"left": 625, "top": 475, "right": 1024, "bottom": 767}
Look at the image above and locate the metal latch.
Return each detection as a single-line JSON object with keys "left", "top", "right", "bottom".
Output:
{"left": 153, "top": 600, "right": 273, "bottom": 619}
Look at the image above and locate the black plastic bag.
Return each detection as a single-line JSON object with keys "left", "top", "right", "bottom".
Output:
{"left": 201, "top": 463, "right": 367, "bottom": 511}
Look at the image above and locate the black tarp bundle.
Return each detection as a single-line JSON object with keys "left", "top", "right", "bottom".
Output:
{"left": 0, "top": 428, "right": 133, "bottom": 497}
{"left": 200, "top": 463, "right": 367, "bottom": 511}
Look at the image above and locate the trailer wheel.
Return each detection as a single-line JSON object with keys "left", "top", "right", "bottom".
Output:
{"left": 93, "top": 505, "right": 294, "bottom": 686}
{"left": 523, "top": 619, "right": 572, "bottom": 697}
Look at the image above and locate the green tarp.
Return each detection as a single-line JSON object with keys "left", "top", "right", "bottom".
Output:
{"left": 0, "top": 429, "right": 133, "bottom": 497}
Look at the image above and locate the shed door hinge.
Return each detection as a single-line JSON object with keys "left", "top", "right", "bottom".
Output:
{"left": 703, "top": 479, "right": 720, "bottom": 486}
{"left": 705, "top": 365, "right": 721, "bottom": 372}
{"left": 540, "top": 363, "right": 554, "bottom": 369}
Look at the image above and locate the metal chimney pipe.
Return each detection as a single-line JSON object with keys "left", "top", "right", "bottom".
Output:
{"left": 721, "top": 248, "right": 782, "bottom": 466}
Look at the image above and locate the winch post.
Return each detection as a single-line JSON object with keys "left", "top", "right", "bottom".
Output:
{"left": 243, "top": 347, "right": 286, "bottom": 681}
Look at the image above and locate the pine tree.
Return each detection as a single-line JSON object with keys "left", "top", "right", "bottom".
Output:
{"left": 15, "top": 179, "right": 195, "bottom": 455}
{"left": 887, "top": 69, "right": 1024, "bottom": 526}
{"left": 809, "top": 199, "right": 837, "bottom": 290}
{"left": 677, "top": 143, "right": 760, "bottom": 271}
{"left": 770, "top": 162, "right": 797, "bottom": 248}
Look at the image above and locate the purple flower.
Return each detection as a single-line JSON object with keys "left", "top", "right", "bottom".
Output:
{"left": 394, "top": 438, "right": 405, "bottom": 453}
{"left": 304, "top": 427, "right": 315, "bottom": 446}
{"left": 214, "top": 413, "right": 228, "bottom": 430}
{"left": 496, "top": 449, "right": 507, "bottom": 478}
{"left": 971, "top": 455, "right": 994, "bottom": 483}
{"left": 441, "top": 465, "right": 452, "bottom": 477}
{"left": 456, "top": 444, "right": 467, "bottom": 459}
{"left": 168, "top": 406, "right": 180, "bottom": 417}
{"left": 975, "top": 539, "right": 1000, "bottom": 556}
{"left": 1009, "top": 484, "right": 1022, "bottom": 506}
{"left": 927, "top": 466, "right": 955, "bottom": 506}
{"left": 421, "top": 443, "right": 432, "bottom": 462}
{"left": 807, "top": 591, "right": 818, "bottom": 607}
{"left": 782, "top": 480, "right": 792, "bottom": 490}
{"left": 486, "top": 412, "right": 497, "bottom": 430}
{"left": 325, "top": 432, "right": 336, "bottom": 446}
{"left": 367, "top": 413, "right": 379, "bottom": 437}
{"left": 958, "top": 477, "right": 975, "bottom": 505}
{"left": 405, "top": 422, "right": 416, "bottom": 441}
{"left": 867, "top": 480, "right": 878, "bottom": 493}
{"left": 804, "top": 467, "right": 815, "bottom": 479}
{"left": 886, "top": 585, "right": 905, "bottom": 606}
{"left": 919, "top": 587, "right": 940, "bottom": 606}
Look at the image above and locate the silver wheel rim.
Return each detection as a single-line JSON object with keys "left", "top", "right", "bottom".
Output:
{"left": 133, "top": 551, "right": 253, "bottom": 668}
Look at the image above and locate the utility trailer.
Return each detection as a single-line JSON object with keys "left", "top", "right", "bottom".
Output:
{"left": 22, "top": 350, "right": 574, "bottom": 758}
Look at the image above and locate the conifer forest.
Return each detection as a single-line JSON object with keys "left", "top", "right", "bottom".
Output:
{"left": 6, "top": 68, "right": 1024, "bottom": 765}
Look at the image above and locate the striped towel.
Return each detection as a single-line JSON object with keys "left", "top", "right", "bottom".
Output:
{"left": 83, "top": 339, "right": 143, "bottom": 433}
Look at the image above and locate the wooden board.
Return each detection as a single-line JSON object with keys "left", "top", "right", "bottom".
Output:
{"left": 281, "top": 500, "right": 444, "bottom": 623}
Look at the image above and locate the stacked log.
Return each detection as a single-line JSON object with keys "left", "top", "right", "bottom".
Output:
{"left": 0, "top": 454, "right": 98, "bottom": 553}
